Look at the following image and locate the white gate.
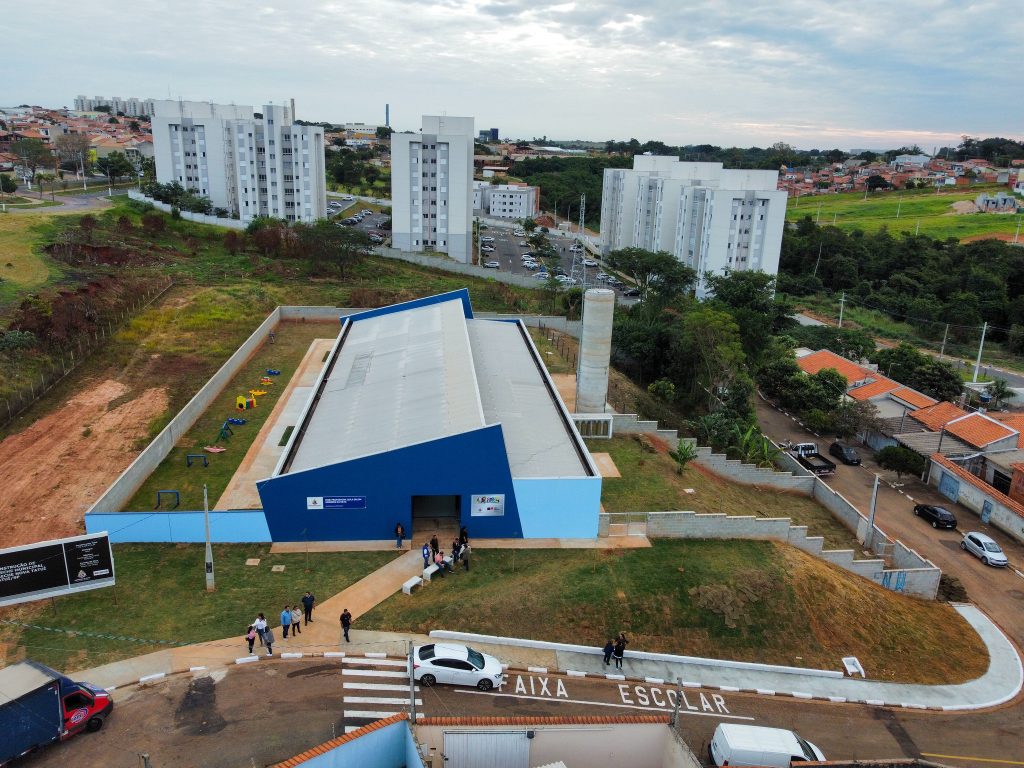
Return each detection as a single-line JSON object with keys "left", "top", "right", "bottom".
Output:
{"left": 443, "top": 731, "right": 530, "bottom": 768}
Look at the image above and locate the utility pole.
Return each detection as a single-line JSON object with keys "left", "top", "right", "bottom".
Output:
{"left": 838, "top": 292, "right": 846, "bottom": 328}
{"left": 408, "top": 640, "right": 417, "bottom": 722}
{"left": 812, "top": 241, "right": 823, "bottom": 277}
{"left": 816, "top": 202, "right": 821, "bottom": 224}
{"left": 972, "top": 321, "right": 988, "bottom": 383}
{"left": 669, "top": 677, "right": 684, "bottom": 729}
{"left": 896, "top": 194, "right": 903, "bottom": 219}
{"left": 204, "top": 485, "right": 215, "bottom": 591}
{"left": 938, "top": 323, "right": 949, "bottom": 361}
{"left": 866, "top": 474, "right": 880, "bottom": 551}
{"left": 915, "top": 219, "right": 920, "bottom": 236}
{"left": 1015, "top": 216, "right": 1022, "bottom": 245}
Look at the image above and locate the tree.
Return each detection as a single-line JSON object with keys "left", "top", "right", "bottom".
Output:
{"left": 668, "top": 440, "right": 698, "bottom": 474}
{"left": 876, "top": 445, "right": 926, "bottom": 480}
{"left": 607, "top": 247, "right": 695, "bottom": 302}
{"left": 375, "top": 126, "right": 393, "bottom": 139}
{"left": 0, "top": 173, "right": 17, "bottom": 194}
{"left": 53, "top": 133, "right": 91, "bottom": 172}
{"left": 831, "top": 400, "right": 882, "bottom": 441}
{"left": 865, "top": 174, "right": 889, "bottom": 190}
{"left": 95, "top": 151, "right": 133, "bottom": 183}
{"left": 987, "top": 378, "right": 1012, "bottom": 408}
{"left": 294, "top": 220, "right": 373, "bottom": 277}
{"left": 12, "top": 138, "right": 52, "bottom": 183}
{"left": 648, "top": 378, "right": 676, "bottom": 403}
{"left": 522, "top": 218, "right": 537, "bottom": 233}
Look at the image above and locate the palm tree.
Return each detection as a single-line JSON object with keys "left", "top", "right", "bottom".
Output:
{"left": 987, "top": 378, "right": 1013, "bottom": 408}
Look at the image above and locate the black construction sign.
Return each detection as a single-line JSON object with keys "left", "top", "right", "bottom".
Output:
{"left": 0, "top": 532, "right": 115, "bottom": 607}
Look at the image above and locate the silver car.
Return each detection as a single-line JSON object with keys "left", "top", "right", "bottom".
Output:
{"left": 961, "top": 531, "right": 1009, "bottom": 567}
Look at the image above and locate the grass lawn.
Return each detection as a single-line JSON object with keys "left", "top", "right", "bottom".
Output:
{"left": 0, "top": 544, "right": 398, "bottom": 671}
{"left": 122, "top": 319, "right": 336, "bottom": 511}
{"left": 589, "top": 435, "right": 863, "bottom": 553}
{"left": 786, "top": 186, "right": 1022, "bottom": 241}
{"left": 0, "top": 214, "right": 65, "bottom": 305}
{"left": 359, "top": 539, "right": 986, "bottom": 684}
{"left": 527, "top": 327, "right": 575, "bottom": 374}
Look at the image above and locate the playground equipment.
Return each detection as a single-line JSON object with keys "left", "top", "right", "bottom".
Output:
{"left": 259, "top": 376, "right": 274, "bottom": 385}
{"left": 235, "top": 395, "right": 256, "bottom": 411}
{"left": 227, "top": 417, "right": 247, "bottom": 425}
{"left": 266, "top": 369, "right": 281, "bottom": 376}
{"left": 204, "top": 445, "right": 226, "bottom": 453}
{"left": 155, "top": 490, "right": 180, "bottom": 509}
{"left": 218, "top": 420, "right": 235, "bottom": 441}
{"left": 249, "top": 389, "right": 267, "bottom": 397}
{"left": 185, "top": 453, "right": 209, "bottom": 468}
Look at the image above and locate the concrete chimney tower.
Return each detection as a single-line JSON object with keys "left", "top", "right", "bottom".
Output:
{"left": 575, "top": 288, "right": 615, "bottom": 413}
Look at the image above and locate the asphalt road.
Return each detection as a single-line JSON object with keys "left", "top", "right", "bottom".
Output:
{"left": 21, "top": 661, "right": 1024, "bottom": 767}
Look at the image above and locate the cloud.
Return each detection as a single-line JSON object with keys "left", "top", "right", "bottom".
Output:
{"left": 5, "top": 0, "right": 1022, "bottom": 148}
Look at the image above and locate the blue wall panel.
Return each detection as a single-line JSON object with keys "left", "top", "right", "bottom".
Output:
{"left": 85, "top": 511, "right": 271, "bottom": 543}
{"left": 258, "top": 425, "right": 523, "bottom": 542}
{"left": 513, "top": 477, "right": 601, "bottom": 538}
{"left": 298, "top": 720, "right": 417, "bottom": 768}
{"left": 341, "top": 288, "right": 473, "bottom": 324}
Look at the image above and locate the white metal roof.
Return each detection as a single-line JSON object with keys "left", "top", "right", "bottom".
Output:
{"left": 286, "top": 298, "right": 485, "bottom": 473}
{"left": 468, "top": 320, "right": 590, "bottom": 478}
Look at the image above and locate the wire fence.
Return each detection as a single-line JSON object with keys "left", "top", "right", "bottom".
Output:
{"left": 1, "top": 276, "right": 174, "bottom": 430}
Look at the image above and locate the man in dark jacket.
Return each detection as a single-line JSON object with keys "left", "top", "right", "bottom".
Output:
{"left": 302, "top": 591, "right": 316, "bottom": 624}
{"left": 340, "top": 608, "right": 352, "bottom": 643}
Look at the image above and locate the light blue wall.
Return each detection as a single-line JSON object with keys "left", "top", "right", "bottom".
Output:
{"left": 297, "top": 720, "right": 422, "bottom": 768}
{"left": 85, "top": 511, "right": 271, "bottom": 543}
{"left": 513, "top": 477, "right": 601, "bottom": 538}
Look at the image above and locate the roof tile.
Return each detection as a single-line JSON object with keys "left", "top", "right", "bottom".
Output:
{"left": 943, "top": 413, "right": 1017, "bottom": 448}
{"left": 910, "top": 401, "right": 969, "bottom": 431}
{"left": 795, "top": 349, "right": 870, "bottom": 384}
{"left": 932, "top": 454, "right": 1024, "bottom": 521}
{"left": 847, "top": 376, "right": 900, "bottom": 400}
{"left": 889, "top": 387, "right": 937, "bottom": 409}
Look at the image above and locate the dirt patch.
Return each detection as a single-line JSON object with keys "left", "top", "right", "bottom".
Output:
{"left": 961, "top": 231, "right": 1022, "bottom": 244}
{"left": 0, "top": 378, "right": 168, "bottom": 546}
{"left": 948, "top": 200, "right": 979, "bottom": 215}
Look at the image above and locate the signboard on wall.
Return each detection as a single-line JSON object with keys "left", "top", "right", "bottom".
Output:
{"left": 0, "top": 532, "right": 115, "bottom": 608}
{"left": 306, "top": 496, "right": 367, "bottom": 510}
{"left": 471, "top": 494, "right": 505, "bottom": 517}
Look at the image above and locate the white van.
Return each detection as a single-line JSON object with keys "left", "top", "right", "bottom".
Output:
{"left": 710, "top": 723, "right": 825, "bottom": 767}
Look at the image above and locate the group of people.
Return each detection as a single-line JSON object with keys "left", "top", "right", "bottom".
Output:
{"left": 421, "top": 526, "right": 471, "bottom": 576}
{"left": 245, "top": 591, "right": 316, "bottom": 656}
{"left": 603, "top": 633, "right": 629, "bottom": 669}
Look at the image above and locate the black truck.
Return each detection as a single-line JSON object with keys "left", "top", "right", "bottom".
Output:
{"left": 790, "top": 442, "right": 837, "bottom": 476}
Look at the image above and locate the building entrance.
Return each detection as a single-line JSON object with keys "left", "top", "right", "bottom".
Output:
{"left": 411, "top": 495, "right": 461, "bottom": 542}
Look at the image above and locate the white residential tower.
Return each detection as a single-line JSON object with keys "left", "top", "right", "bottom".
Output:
{"left": 391, "top": 115, "right": 474, "bottom": 262}
{"left": 600, "top": 156, "right": 786, "bottom": 296}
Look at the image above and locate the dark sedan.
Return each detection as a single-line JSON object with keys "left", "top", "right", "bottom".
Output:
{"left": 913, "top": 503, "right": 958, "bottom": 529}
{"left": 828, "top": 442, "right": 861, "bottom": 465}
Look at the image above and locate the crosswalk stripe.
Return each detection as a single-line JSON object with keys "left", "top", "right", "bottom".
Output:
{"left": 343, "top": 669, "right": 408, "bottom": 678}
{"left": 344, "top": 696, "right": 422, "bottom": 705}
{"left": 343, "top": 682, "right": 418, "bottom": 692}
{"left": 342, "top": 657, "right": 407, "bottom": 667}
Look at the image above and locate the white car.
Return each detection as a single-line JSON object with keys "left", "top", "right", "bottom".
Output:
{"left": 961, "top": 531, "right": 1009, "bottom": 567}
{"left": 481, "top": 245, "right": 496, "bottom": 252}
{"left": 480, "top": 236, "right": 495, "bottom": 243}
{"left": 341, "top": 195, "right": 355, "bottom": 201}
{"left": 596, "top": 272, "right": 610, "bottom": 281}
{"left": 534, "top": 271, "right": 550, "bottom": 280}
{"left": 582, "top": 259, "right": 598, "bottom": 267}
{"left": 484, "top": 261, "right": 500, "bottom": 269}
{"left": 512, "top": 229, "right": 526, "bottom": 237}
{"left": 413, "top": 643, "right": 504, "bottom": 691}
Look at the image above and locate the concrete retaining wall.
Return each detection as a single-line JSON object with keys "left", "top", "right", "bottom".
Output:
{"left": 774, "top": 449, "right": 815, "bottom": 478}
{"left": 85, "top": 510, "right": 271, "bottom": 542}
{"left": 128, "top": 190, "right": 246, "bottom": 230}
{"left": 86, "top": 308, "right": 283, "bottom": 514}
{"left": 377, "top": 246, "right": 540, "bottom": 289}
{"left": 610, "top": 414, "right": 679, "bottom": 446}
{"left": 695, "top": 447, "right": 816, "bottom": 493}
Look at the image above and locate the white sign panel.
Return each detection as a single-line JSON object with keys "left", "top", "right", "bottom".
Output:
{"left": 471, "top": 494, "right": 505, "bottom": 517}
{"left": 307, "top": 496, "right": 324, "bottom": 510}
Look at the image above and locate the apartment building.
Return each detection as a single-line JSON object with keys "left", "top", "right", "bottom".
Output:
{"left": 74, "top": 95, "right": 155, "bottom": 117}
{"left": 151, "top": 100, "right": 326, "bottom": 223}
{"left": 391, "top": 115, "right": 474, "bottom": 262}
{"left": 600, "top": 156, "right": 786, "bottom": 297}
{"left": 474, "top": 181, "right": 539, "bottom": 219}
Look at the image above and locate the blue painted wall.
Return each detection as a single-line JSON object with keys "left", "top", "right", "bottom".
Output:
{"left": 513, "top": 477, "right": 601, "bottom": 538}
{"left": 340, "top": 288, "right": 473, "bottom": 324}
{"left": 297, "top": 719, "right": 421, "bottom": 768}
{"left": 85, "top": 511, "right": 271, "bottom": 543}
{"left": 258, "top": 425, "right": 524, "bottom": 542}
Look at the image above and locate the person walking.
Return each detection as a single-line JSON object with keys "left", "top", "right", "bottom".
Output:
{"left": 430, "top": 534, "right": 439, "bottom": 557}
{"left": 264, "top": 626, "right": 275, "bottom": 656}
{"left": 290, "top": 605, "right": 302, "bottom": 635}
{"left": 245, "top": 625, "right": 257, "bottom": 654}
{"left": 340, "top": 608, "right": 352, "bottom": 643}
{"left": 254, "top": 613, "right": 268, "bottom": 647}
{"left": 602, "top": 639, "right": 614, "bottom": 666}
{"left": 613, "top": 634, "right": 627, "bottom": 670}
{"left": 302, "top": 592, "right": 315, "bottom": 624}
{"left": 462, "top": 542, "right": 471, "bottom": 571}
{"left": 421, "top": 541, "right": 431, "bottom": 569}
{"left": 395, "top": 522, "right": 405, "bottom": 549}
{"left": 280, "top": 605, "right": 292, "bottom": 639}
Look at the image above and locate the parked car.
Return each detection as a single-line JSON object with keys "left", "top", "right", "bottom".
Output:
{"left": 534, "top": 271, "right": 550, "bottom": 280}
{"left": 582, "top": 258, "right": 598, "bottom": 267}
{"left": 360, "top": 209, "right": 372, "bottom": 215}
{"left": 622, "top": 287, "right": 641, "bottom": 297}
{"left": 483, "top": 261, "right": 500, "bottom": 269}
{"left": 412, "top": 643, "right": 504, "bottom": 691}
{"left": 481, "top": 245, "right": 495, "bottom": 252}
{"left": 480, "top": 236, "right": 495, "bottom": 243}
{"left": 596, "top": 272, "right": 610, "bottom": 281}
{"left": 913, "top": 503, "right": 958, "bottom": 529}
{"left": 518, "top": 241, "right": 529, "bottom": 247}
{"left": 829, "top": 442, "right": 861, "bottom": 465}
{"left": 709, "top": 723, "right": 825, "bottom": 768}
{"left": 341, "top": 195, "right": 355, "bottom": 201}
{"left": 512, "top": 229, "right": 526, "bottom": 237}
{"left": 961, "top": 531, "right": 1009, "bottom": 566}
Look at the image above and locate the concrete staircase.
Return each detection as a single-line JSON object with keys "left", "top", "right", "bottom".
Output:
{"left": 610, "top": 414, "right": 679, "bottom": 446}
{"left": 692, "top": 444, "right": 815, "bottom": 493}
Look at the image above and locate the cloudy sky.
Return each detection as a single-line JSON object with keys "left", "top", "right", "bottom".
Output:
{"left": 6, "top": 0, "right": 1022, "bottom": 150}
